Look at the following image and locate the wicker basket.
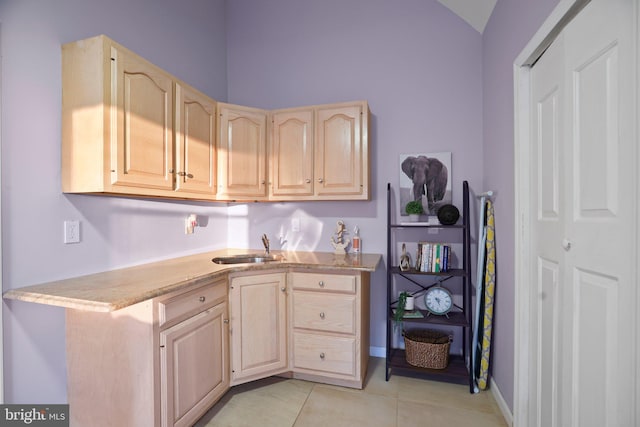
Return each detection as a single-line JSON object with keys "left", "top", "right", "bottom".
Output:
{"left": 403, "top": 329, "right": 451, "bottom": 369}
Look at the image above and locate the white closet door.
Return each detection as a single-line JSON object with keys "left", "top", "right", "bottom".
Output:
{"left": 530, "top": 30, "right": 565, "bottom": 427}
{"left": 529, "top": 1, "right": 637, "bottom": 426}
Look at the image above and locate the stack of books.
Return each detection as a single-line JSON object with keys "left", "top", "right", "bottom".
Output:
{"left": 415, "top": 242, "right": 450, "bottom": 272}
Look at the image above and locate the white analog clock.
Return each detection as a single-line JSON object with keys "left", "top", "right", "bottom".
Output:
{"left": 424, "top": 286, "right": 453, "bottom": 315}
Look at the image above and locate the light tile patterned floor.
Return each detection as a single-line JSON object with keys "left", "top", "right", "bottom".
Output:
{"left": 195, "top": 357, "right": 509, "bottom": 427}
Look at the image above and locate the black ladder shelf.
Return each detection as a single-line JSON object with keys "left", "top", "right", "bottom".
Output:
{"left": 385, "top": 181, "right": 473, "bottom": 393}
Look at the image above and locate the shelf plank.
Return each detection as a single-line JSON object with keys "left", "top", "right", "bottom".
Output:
{"left": 387, "top": 351, "right": 469, "bottom": 385}
{"left": 389, "top": 310, "right": 469, "bottom": 327}
{"left": 390, "top": 224, "right": 465, "bottom": 229}
{"left": 390, "top": 267, "right": 466, "bottom": 277}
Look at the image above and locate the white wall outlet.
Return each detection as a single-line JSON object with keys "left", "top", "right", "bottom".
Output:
{"left": 291, "top": 217, "right": 300, "bottom": 232}
{"left": 64, "top": 220, "right": 80, "bottom": 244}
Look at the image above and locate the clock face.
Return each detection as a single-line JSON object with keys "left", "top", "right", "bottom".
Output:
{"left": 424, "top": 287, "right": 453, "bottom": 315}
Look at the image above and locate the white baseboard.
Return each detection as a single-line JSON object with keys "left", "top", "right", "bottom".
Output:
{"left": 369, "top": 346, "right": 385, "bottom": 358}
{"left": 490, "top": 378, "right": 514, "bottom": 426}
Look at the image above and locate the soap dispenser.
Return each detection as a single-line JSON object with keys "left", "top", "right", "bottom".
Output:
{"left": 352, "top": 226, "right": 361, "bottom": 253}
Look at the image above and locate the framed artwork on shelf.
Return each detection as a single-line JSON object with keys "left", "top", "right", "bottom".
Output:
{"left": 399, "top": 152, "right": 452, "bottom": 216}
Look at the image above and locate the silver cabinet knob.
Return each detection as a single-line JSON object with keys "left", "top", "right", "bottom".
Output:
{"left": 199, "top": 296, "right": 206, "bottom": 302}
{"left": 281, "top": 287, "right": 286, "bottom": 292}
{"left": 319, "top": 312, "right": 325, "bottom": 319}
{"left": 319, "top": 352, "right": 325, "bottom": 359}
{"left": 305, "top": 179, "right": 311, "bottom": 183}
{"left": 318, "top": 281, "right": 324, "bottom": 288}
{"left": 562, "top": 238, "right": 572, "bottom": 251}
{"left": 223, "top": 319, "right": 229, "bottom": 324}
{"left": 318, "top": 178, "right": 324, "bottom": 183}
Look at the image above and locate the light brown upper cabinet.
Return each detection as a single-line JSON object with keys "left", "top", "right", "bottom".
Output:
{"left": 216, "top": 103, "right": 268, "bottom": 201}
{"left": 175, "top": 83, "right": 217, "bottom": 197}
{"left": 62, "top": 35, "right": 369, "bottom": 203}
{"left": 270, "top": 101, "right": 370, "bottom": 201}
{"left": 62, "top": 35, "right": 217, "bottom": 200}
{"left": 269, "top": 108, "right": 315, "bottom": 198}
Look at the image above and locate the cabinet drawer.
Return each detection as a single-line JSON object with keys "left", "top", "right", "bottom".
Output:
{"left": 159, "top": 280, "right": 227, "bottom": 327}
{"left": 293, "top": 292, "right": 356, "bottom": 334}
{"left": 293, "top": 332, "right": 356, "bottom": 376}
{"left": 290, "top": 272, "right": 356, "bottom": 293}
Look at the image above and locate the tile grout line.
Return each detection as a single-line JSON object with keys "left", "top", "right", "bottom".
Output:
{"left": 291, "top": 381, "right": 317, "bottom": 426}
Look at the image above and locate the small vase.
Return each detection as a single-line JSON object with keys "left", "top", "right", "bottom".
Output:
{"left": 405, "top": 296, "right": 415, "bottom": 311}
{"left": 409, "top": 214, "right": 420, "bottom": 222}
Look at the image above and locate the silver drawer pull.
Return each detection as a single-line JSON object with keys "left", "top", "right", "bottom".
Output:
{"left": 199, "top": 296, "right": 206, "bottom": 302}
{"left": 319, "top": 312, "right": 325, "bottom": 319}
{"left": 319, "top": 352, "right": 325, "bottom": 359}
{"left": 223, "top": 319, "right": 229, "bottom": 324}
{"left": 318, "top": 281, "right": 324, "bottom": 288}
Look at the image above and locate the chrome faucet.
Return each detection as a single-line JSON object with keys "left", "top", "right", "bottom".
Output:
{"left": 261, "top": 234, "right": 270, "bottom": 255}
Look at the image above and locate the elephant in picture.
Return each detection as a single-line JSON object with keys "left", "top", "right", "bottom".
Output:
{"left": 401, "top": 155, "right": 448, "bottom": 206}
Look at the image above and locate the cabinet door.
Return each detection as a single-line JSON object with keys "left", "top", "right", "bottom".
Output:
{"left": 160, "top": 302, "right": 229, "bottom": 427}
{"left": 229, "top": 272, "right": 287, "bottom": 385}
{"left": 270, "top": 109, "right": 314, "bottom": 198}
{"left": 111, "top": 45, "right": 174, "bottom": 190}
{"left": 314, "top": 102, "right": 368, "bottom": 198}
{"left": 217, "top": 103, "right": 268, "bottom": 199}
{"left": 175, "top": 83, "right": 217, "bottom": 196}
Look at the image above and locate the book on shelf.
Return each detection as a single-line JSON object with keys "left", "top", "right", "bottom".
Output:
{"left": 416, "top": 242, "right": 451, "bottom": 273}
{"left": 392, "top": 309, "right": 425, "bottom": 319}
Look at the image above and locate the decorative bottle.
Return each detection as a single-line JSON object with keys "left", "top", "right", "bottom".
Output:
{"left": 352, "top": 226, "right": 361, "bottom": 253}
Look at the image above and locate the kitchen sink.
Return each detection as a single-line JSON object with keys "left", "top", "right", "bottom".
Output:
{"left": 211, "top": 253, "right": 284, "bottom": 265}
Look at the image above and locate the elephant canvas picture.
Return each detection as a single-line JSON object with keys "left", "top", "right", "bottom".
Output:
{"left": 399, "top": 152, "right": 452, "bottom": 216}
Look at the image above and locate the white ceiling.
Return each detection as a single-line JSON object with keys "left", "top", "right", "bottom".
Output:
{"left": 437, "top": 0, "right": 498, "bottom": 34}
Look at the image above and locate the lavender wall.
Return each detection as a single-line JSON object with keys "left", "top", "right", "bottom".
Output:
{"left": 482, "top": 0, "right": 560, "bottom": 411}
{"left": 0, "top": 0, "right": 228, "bottom": 403}
{"left": 0, "top": 0, "right": 505, "bottom": 409}
{"left": 225, "top": 0, "right": 484, "bottom": 359}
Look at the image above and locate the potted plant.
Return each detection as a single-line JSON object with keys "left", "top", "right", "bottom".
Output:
{"left": 405, "top": 200, "right": 424, "bottom": 221}
{"left": 393, "top": 291, "right": 414, "bottom": 329}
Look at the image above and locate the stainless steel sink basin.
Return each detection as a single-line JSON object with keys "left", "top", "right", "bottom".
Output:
{"left": 212, "top": 253, "right": 284, "bottom": 265}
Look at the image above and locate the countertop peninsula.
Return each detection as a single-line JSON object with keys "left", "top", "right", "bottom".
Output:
{"left": 3, "top": 249, "right": 381, "bottom": 312}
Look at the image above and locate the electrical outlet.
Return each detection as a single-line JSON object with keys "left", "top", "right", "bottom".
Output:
{"left": 64, "top": 220, "right": 80, "bottom": 244}
{"left": 292, "top": 218, "right": 300, "bottom": 232}
{"left": 185, "top": 214, "right": 198, "bottom": 234}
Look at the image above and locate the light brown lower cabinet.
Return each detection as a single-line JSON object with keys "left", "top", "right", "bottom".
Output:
{"left": 66, "top": 278, "right": 229, "bottom": 427}
{"left": 160, "top": 301, "right": 228, "bottom": 427}
{"left": 228, "top": 271, "right": 288, "bottom": 385}
{"left": 289, "top": 270, "right": 370, "bottom": 389}
{"left": 229, "top": 270, "right": 370, "bottom": 389}
{"left": 65, "top": 269, "right": 369, "bottom": 426}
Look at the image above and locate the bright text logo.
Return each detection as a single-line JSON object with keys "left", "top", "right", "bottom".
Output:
{"left": 0, "top": 405, "right": 68, "bottom": 426}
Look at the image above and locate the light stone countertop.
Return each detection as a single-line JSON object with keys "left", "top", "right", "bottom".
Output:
{"left": 3, "top": 249, "right": 382, "bottom": 312}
